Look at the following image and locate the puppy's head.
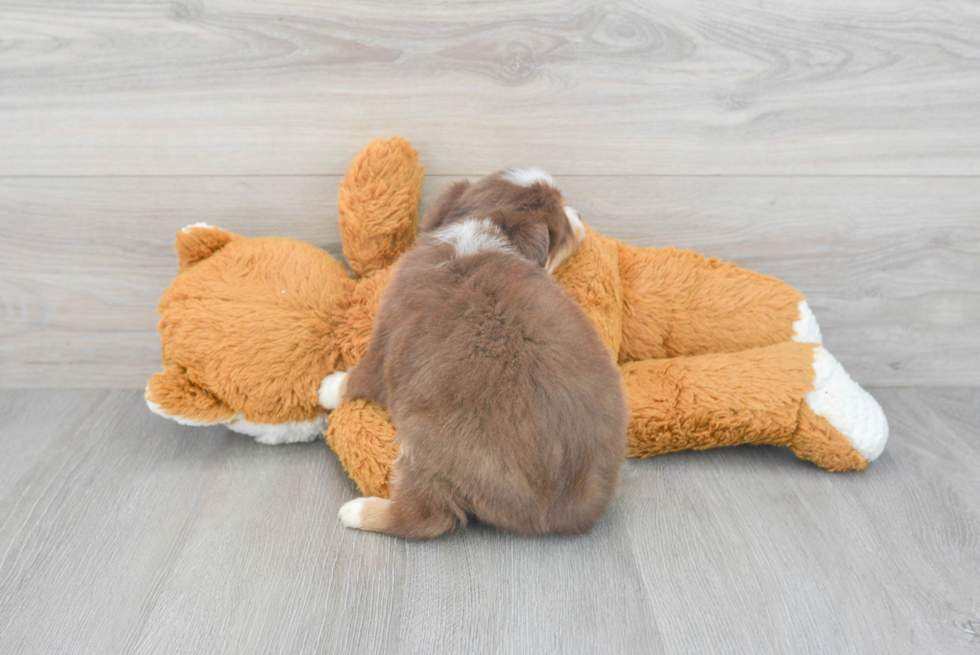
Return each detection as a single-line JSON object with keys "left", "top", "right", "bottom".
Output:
{"left": 421, "top": 167, "right": 585, "bottom": 273}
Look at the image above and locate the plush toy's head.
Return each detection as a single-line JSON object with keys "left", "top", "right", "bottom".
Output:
{"left": 145, "top": 138, "right": 424, "bottom": 444}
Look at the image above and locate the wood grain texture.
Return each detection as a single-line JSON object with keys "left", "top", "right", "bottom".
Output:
{"left": 2, "top": 175, "right": 977, "bottom": 388}
{"left": 564, "top": 175, "right": 980, "bottom": 388}
{"left": 619, "top": 387, "right": 980, "bottom": 653}
{"left": 0, "top": 390, "right": 235, "bottom": 654}
{"left": 0, "top": 175, "right": 343, "bottom": 388}
{"left": 1, "top": 1, "right": 979, "bottom": 175}
{"left": 1, "top": 388, "right": 977, "bottom": 653}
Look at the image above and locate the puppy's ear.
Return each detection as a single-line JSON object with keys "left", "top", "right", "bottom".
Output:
{"left": 419, "top": 180, "right": 470, "bottom": 233}
{"left": 508, "top": 219, "right": 550, "bottom": 268}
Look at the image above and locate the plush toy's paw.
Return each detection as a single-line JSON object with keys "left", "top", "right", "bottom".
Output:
{"left": 806, "top": 347, "right": 888, "bottom": 461}
{"left": 318, "top": 371, "right": 348, "bottom": 410}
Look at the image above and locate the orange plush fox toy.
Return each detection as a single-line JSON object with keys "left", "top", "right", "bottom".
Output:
{"left": 147, "top": 138, "right": 888, "bottom": 497}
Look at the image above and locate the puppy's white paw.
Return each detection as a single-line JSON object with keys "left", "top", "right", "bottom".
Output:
{"left": 318, "top": 371, "right": 347, "bottom": 410}
{"left": 806, "top": 347, "right": 889, "bottom": 461}
{"left": 339, "top": 498, "right": 367, "bottom": 529}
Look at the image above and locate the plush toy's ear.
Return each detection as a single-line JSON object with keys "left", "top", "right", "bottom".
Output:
{"left": 175, "top": 223, "right": 240, "bottom": 270}
{"left": 338, "top": 137, "right": 425, "bottom": 278}
{"left": 419, "top": 180, "right": 470, "bottom": 233}
{"left": 146, "top": 365, "right": 236, "bottom": 425}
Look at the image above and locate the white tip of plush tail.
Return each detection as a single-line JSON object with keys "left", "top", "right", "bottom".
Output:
{"left": 792, "top": 301, "right": 824, "bottom": 344}
{"left": 806, "top": 347, "right": 889, "bottom": 461}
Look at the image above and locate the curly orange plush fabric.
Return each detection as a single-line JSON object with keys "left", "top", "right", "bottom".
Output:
{"left": 147, "top": 137, "right": 888, "bottom": 492}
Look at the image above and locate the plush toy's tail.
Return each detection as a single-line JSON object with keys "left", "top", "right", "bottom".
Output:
{"left": 801, "top": 346, "right": 889, "bottom": 463}
{"left": 621, "top": 341, "right": 888, "bottom": 471}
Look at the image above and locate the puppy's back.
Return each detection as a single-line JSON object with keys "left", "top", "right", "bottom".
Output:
{"left": 381, "top": 246, "right": 628, "bottom": 535}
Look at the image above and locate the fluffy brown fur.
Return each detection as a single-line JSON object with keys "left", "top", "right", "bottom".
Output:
{"left": 335, "top": 172, "right": 629, "bottom": 539}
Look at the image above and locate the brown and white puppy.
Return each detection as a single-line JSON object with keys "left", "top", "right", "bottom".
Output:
{"left": 319, "top": 168, "right": 628, "bottom": 539}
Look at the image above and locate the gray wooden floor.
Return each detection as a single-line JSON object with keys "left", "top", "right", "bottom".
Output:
{"left": 2, "top": 1, "right": 980, "bottom": 653}
{"left": 1, "top": 388, "right": 978, "bottom": 654}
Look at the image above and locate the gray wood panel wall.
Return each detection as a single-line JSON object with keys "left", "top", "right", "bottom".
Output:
{"left": 1, "top": 0, "right": 979, "bottom": 388}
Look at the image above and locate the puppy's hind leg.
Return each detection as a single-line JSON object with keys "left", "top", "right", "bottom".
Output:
{"left": 338, "top": 493, "right": 461, "bottom": 540}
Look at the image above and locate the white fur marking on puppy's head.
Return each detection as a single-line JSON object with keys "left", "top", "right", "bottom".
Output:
{"left": 564, "top": 206, "right": 585, "bottom": 240}
{"left": 501, "top": 167, "right": 555, "bottom": 188}
{"left": 339, "top": 498, "right": 367, "bottom": 529}
{"left": 180, "top": 222, "right": 216, "bottom": 233}
{"left": 435, "top": 218, "right": 513, "bottom": 259}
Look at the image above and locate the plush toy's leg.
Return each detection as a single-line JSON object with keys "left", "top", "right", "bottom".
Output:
{"left": 621, "top": 342, "right": 887, "bottom": 471}
{"left": 174, "top": 223, "right": 240, "bottom": 270}
{"left": 616, "top": 242, "right": 819, "bottom": 361}
{"left": 325, "top": 399, "right": 399, "bottom": 498}
{"left": 338, "top": 137, "right": 425, "bottom": 278}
